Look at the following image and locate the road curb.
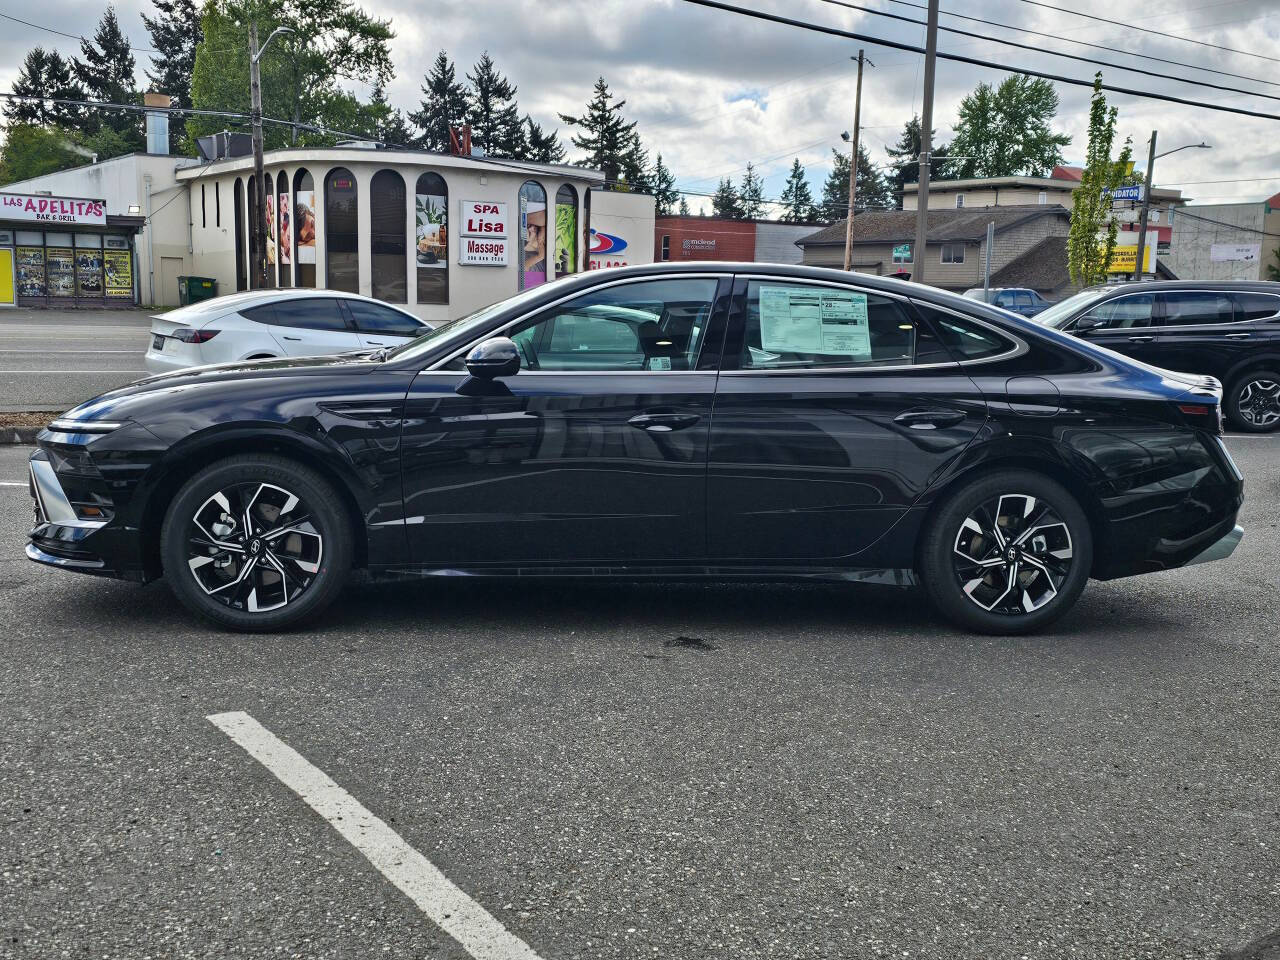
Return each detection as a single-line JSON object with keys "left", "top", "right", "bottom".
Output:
{"left": 0, "top": 427, "right": 40, "bottom": 445}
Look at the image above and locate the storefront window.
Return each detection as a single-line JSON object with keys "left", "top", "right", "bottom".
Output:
{"left": 414, "top": 172, "right": 448, "bottom": 305}
{"left": 45, "top": 232, "right": 74, "bottom": 298}
{"left": 276, "top": 170, "right": 292, "bottom": 287}
{"left": 293, "top": 169, "right": 316, "bottom": 288}
{"left": 16, "top": 231, "right": 45, "bottom": 298}
{"left": 325, "top": 167, "right": 358, "bottom": 294}
{"left": 75, "top": 234, "right": 103, "bottom": 298}
{"left": 370, "top": 169, "right": 407, "bottom": 303}
{"left": 555, "top": 185, "right": 577, "bottom": 278}
{"left": 104, "top": 236, "right": 132, "bottom": 299}
{"left": 234, "top": 178, "right": 246, "bottom": 291}
{"left": 518, "top": 180, "right": 548, "bottom": 290}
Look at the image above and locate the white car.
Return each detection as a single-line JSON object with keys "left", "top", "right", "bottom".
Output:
{"left": 144, "top": 289, "right": 431, "bottom": 374}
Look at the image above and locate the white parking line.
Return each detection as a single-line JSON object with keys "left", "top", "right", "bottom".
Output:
{"left": 207, "top": 711, "right": 545, "bottom": 960}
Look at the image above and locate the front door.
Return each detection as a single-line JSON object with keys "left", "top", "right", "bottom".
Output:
{"left": 399, "top": 275, "right": 730, "bottom": 566}
{"left": 1073, "top": 291, "right": 1160, "bottom": 362}
{"left": 706, "top": 277, "right": 988, "bottom": 563}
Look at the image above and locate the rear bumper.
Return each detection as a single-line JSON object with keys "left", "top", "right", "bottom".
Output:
{"left": 143, "top": 347, "right": 198, "bottom": 374}
{"left": 1184, "top": 524, "right": 1244, "bottom": 567}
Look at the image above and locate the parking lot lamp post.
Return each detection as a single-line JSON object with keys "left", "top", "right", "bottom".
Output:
{"left": 248, "top": 23, "right": 294, "bottom": 290}
{"left": 1133, "top": 134, "right": 1210, "bottom": 281}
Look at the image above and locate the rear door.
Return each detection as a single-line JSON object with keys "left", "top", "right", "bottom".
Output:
{"left": 706, "top": 276, "right": 988, "bottom": 563}
{"left": 342, "top": 299, "right": 426, "bottom": 349}
{"left": 258, "top": 297, "right": 361, "bottom": 356}
{"left": 1140, "top": 290, "right": 1254, "bottom": 379}
{"left": 1073, "top": 291, "right": 1160, "bottom": 362}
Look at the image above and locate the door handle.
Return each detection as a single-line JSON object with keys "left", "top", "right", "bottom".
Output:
{"left": 282, "top": 335, "right": 301, "bottom": 341}
{"left": 628, "top": 412, "right": 701, "bottom": 433}
{"left": 1225, "top": 332, "right": 1251, "bottom": 340}
{"left": 893, "top": 409, "right": 967, "bottom": 430}
{"left": 365, "top": 340, "right": 385, "bottom": 345}
{"left": 1127, "top": 335, "right": 1156, "bottom": 343}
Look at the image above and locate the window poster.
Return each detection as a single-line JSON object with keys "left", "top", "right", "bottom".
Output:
{"left": 415, "top": 192, "right": 447, "bottom": 268}
{"left": 758, "top": 285, "right": 870, "bottom": 357}
{"left": 554, "top": 202, "right": 576, "bottom": 275}
{"left": 277, "top": 193, "right": 292, "bottom": 265}
{"left": 294, "top": 191, "right": 316, "bottom": 264}
{"left": 104, "top": 248, "right": 132, "bottom": 298}
{"left": 46, "top": 247, "right": 75, "bottom": 297}
{"left": 520, "top": 193, "right": 547, "bottom": 288}
{"left": 265, "top": 194, "right": 277, "bottom": 266}
{"left": 16, "top": 246, "right": 45, "bottom": 297}
{"left": 75, "top": 249, "right": 103, "bottom": 296}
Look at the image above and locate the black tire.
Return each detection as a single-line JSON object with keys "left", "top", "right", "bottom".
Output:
{"left": 919, "top": 469, "right": 1093, "bottom": 635}
{"left": 160, "top": 454, "right": 352, "bottom": 631}
{"left": 1225, "top": 369, "right": 1280, "bottom": 433}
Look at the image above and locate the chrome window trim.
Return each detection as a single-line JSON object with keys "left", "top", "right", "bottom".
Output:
{"left": 1079, "top": 288, "right": 1280, "bottom": 331}
{"left": 426, "top": 272, "right": 733, "bottom": 373}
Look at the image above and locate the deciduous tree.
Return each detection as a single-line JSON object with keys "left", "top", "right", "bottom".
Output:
{"left": 1068, "top": 74, "right": 1132, "bottom": 285}
{"left": 949, "top": 76, "right": 1070, "bottom": 179}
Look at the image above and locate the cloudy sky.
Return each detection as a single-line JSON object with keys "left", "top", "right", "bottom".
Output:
{"left": 5, "top": 0, "right": 1280, "bottom": 214}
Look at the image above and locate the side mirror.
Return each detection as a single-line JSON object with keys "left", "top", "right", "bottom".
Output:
{"left": 1075, "top": 316, "right": 1104, "bottom": 332}
{"left": 465, "top": 337, "right": 521, "bottom": 379}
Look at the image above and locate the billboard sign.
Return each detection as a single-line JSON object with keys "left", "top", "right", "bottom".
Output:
{"left": 0, "top": 193, "right": 107, "bottom": 226}
{"left": 460, "top": 200, "right": 508, "bottom": 237}
{"left": 1110, "top": 185, "right": 1145, "bottom": 202}
{"left": 1210, "top": 243, "right": 1261, "bottom": 263}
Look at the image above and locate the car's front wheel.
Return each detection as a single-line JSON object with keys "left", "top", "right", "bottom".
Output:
{"left": 919, "top": 470, "right": 1092, "bottom": 635}
{"left": 160, "top": 454, "right": 352, "bottom": 631}
{"left": 1226, "top": 370, "right": 1280, "bottom": 433}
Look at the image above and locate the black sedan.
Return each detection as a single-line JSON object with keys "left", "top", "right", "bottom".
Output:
{"left": 27, "top": 263, "right": 1244, "bottom": 634}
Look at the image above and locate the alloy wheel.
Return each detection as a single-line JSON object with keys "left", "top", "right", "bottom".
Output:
{"left": 185, "top": 482, "right": 323, "bottom": 613}
{"left": 952, "top": 493, "right": 1074, "bottom": 616}
{"left": 1238, "top": 378, "right": 1280, "bottom": 428}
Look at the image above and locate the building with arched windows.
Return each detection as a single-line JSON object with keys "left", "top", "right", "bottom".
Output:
{"left": 179, "top": 146, "right": 650, "bottom": 323}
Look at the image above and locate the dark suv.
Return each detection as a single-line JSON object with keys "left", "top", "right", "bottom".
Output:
{"left": 1037, "top": 280, "right": 1280, "bottom": 431}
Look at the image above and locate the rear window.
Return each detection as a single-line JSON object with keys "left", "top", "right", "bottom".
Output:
{"left": 1233, "top": 292, "right": 1280, "bottom": 321}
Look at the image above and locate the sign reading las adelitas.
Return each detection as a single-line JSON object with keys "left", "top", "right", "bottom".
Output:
{"left": 0, "top": 192, "right": 107, "bottom": 226}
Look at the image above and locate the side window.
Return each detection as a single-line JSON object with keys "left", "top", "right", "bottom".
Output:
{"left": 1080, "top": 293, "right": 1156, "bottom": 329}
{"left": 504, "top": 277, "right": 717, "bottom": 372}
{"left": 270, "top": 297, "right": 349, "bottom": 332}
{"left": 740, "top": 281, "right": 916, "bottom": 369}
{"left": 1161, "top": 292, "right": 1234, "bottom": 327}
{"left": 1233, "top": 292, "right": 1280, "bottom": 322}
{"left": 918, "top": 307, "right": 1014, "bottom": 361}
{"left": 994, "top": 292, "right": 1013, "bottom": 307}
{"left": 346, "top": 301, "right": 421, "bottom": 336}
{"left": 1014, "top": 291, "right": 1033, "bottom": 310}
{"left": 242, "top": 303, "right": 276, "bottom": 325}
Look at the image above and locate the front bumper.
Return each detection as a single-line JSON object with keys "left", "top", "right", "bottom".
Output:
{"left": 1184, "top": 524, "right": 1244, "bottom": 567}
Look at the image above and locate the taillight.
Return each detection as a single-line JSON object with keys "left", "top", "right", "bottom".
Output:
{"left": 1175, "top": 402, "right": 1224, "bottom": 435}
{"left": 171, "top": 328, "right": 220, "bottom": 343}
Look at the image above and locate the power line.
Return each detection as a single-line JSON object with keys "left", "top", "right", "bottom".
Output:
{"left": 1013, "top": 0, "right": 1280, "bottom": 65}
{"left": 1173, "top": 209, "right": 1280, "bottom": 238}
{"left": 883, "top": 0, "right": 1280, "bottom": 90}
{"left": 0, "top": 13, "right": 159, "bottom": 55}
{"left": 810, "top": 0, "right": 1280, "bottom": 105}
{"left": 677, "top": 0, "right": 1280, "bottom": 123}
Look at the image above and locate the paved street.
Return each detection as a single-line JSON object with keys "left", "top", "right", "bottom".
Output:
{"left": 0, "top": 437, "right": 1278, "bottom": 959}
{"left": 0, "top": 309, "right": 152, "bottom": 412}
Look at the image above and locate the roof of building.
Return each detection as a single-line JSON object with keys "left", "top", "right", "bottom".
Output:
{"left": 1051, "top": 165, "right": 1084, "bottom": 182}
{"left": 901, "top": 171, "right": 1183, "bottom": 202}
{"left": 989, "top": 236, "right": 1071, "bottom": 291}
{"left": 654, "top": 214, "right": 827, "bottom": 228}
{"left": 797, "top": 203, "right": 1069, "bottom": 247}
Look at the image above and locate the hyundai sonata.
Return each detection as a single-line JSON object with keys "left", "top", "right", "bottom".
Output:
{"left": 28, "top": 263, "right": 1244, "bottom": 634}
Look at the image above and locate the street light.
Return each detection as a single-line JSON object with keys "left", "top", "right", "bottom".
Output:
{"left": 249, "top": 24, "right": 295, "bottom": 289}
{"left": 1133, "top": 133, "right": 1211, "bottom": 280}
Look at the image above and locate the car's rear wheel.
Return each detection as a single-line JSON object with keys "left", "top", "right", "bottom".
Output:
{"left": 919, "top": 470, "right": 1092, "bottom": 635}
{"left": 1226, "top": 370, "right": 1280, "bottom": 433}
{"left": 160, "top": 454, "right": 351, "bottom": 631}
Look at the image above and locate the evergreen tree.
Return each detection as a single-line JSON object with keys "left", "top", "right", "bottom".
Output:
{"left": 618, "top": 130, "right": 652, "bottom": 192}
{"left": 778, "top": 158, "right": 814, "bottom": 222}
{"left": 367, "top": 83, "right": 413, "bottom": 146}
{"left": 74, "top": 6, "right": 142, "bottom": 148}
{"left": 652, "top": 154, "right": 678, "bottom": 215}
{"left": 4, "top": 48, "right": 85, "bottom": 128}
{"left": 678, "top": 195, "right": 690, "bottom": 216}
{"left": 521, "top": 116, "right": 565, "bottom": 164}
{"left": 820, "top": 145, "right": 890, "bottom": 221}
{"left": 884, "top": 116, "right": 951, "bottom": 207}
{"left": 142, "top": 0, "right": 202, "bottom": 149}
{"left": 559, "top": 77, "right": 637, "bottom": 186}
{"left": 409, "top": 51, "right": 471, "bottom": 153}
{"left": 739, "top": 162, "right": 765, "bottom": 219}
{"left": 466, "top": 52, "right": 523, "bottom": 158}
{"left": 711, "top": 177, "right": 742, "bottom": 218}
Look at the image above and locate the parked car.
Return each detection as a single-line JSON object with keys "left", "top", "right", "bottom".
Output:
{"left": 143, "top": 289, "right": 431, "bottom": 374}
{"left": 963, "top": 287, "right": 1053, "bottom": 317}
{"left": 1036, "top": 280, "right": 1280, "bottom": 432}
{"left": 29, "top": 263, "right": 1243, "bottom": 635}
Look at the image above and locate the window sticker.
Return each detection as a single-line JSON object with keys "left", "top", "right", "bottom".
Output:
{"left": 758, "top": 285, "right": 870, "bottom": 357}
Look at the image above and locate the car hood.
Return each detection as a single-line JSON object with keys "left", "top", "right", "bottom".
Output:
{"left": 54, "top": 351, "right": 381, "bottom": 426}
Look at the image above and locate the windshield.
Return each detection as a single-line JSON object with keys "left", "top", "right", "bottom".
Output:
{"left": 1034, "top": 288, "right": 1109, "bottom": 329}
{"left": 385, "top": 284, "right": 554, "bottom": 363}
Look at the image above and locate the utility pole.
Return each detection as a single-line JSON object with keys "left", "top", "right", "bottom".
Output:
{"left": 1133, "top": 130, "right": 1157, "bottom": 282}
{"left": 842, "top": 50, "right": 870, "bottom": 272}
{"left": 912, "top": 0, "right": 940, "bottom": 286}
{"left": 248, "top": 22, "right": 293, "bottom": 290}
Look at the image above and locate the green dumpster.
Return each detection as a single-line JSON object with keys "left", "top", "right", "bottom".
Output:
{"left": 178, "top": 275, "right": 218, "bottom": 306}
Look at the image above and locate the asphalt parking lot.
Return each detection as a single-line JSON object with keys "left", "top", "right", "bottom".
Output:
{"left": 2, "top": 436, "right": 1279, "bottom": 960}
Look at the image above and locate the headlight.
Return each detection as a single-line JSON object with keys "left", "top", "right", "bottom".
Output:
{"left": 47, "top": 419, "right": 125, "bottom": 434}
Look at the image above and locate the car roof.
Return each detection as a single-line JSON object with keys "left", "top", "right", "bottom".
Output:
{"left": 1081, "top": 280, "right": 1280, "bottom": 295}
{"left": 155, "top": 287, "right": 419, "bottom": 323}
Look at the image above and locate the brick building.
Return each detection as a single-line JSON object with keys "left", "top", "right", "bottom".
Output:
{"left": 655, "top": 215, "right": 823, "bottom": 265}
